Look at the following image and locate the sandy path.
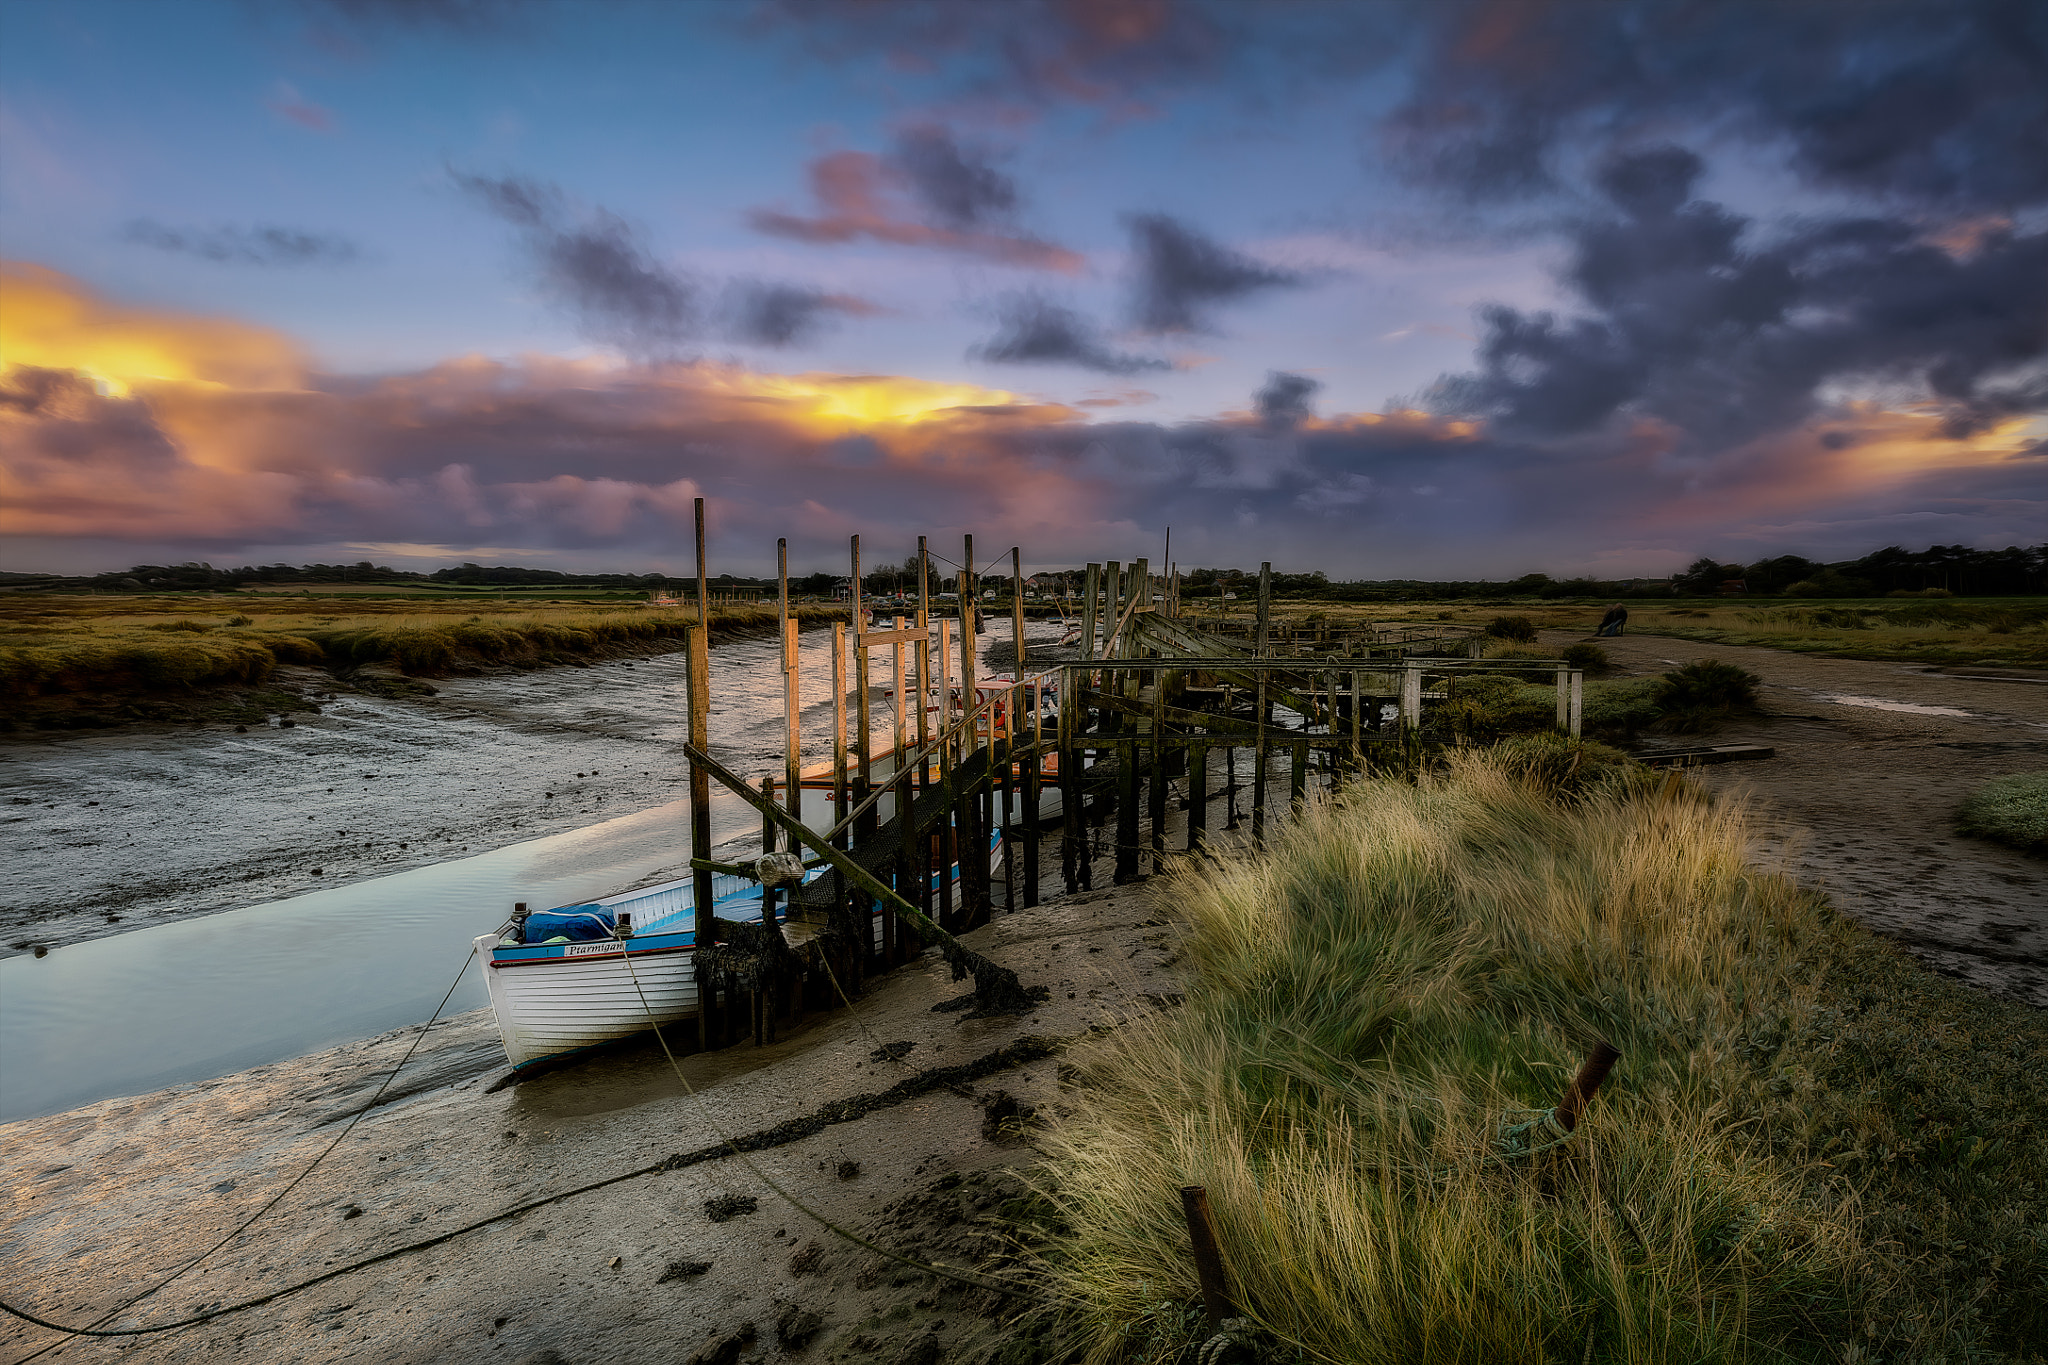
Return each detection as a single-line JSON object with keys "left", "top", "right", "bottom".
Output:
{"left": 0, "top": 883, "right": 1174, "bottom": 1365}
{"left": 1556, "top": 629, "right": 2048, "bottom": 1005}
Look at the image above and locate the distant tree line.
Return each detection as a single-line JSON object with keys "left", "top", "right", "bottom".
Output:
{"left": 1670, "top": 543, "right": 2046, "bottom": 597}
{"left": 3, "top": 541, "right": 2040, "bottom": 598}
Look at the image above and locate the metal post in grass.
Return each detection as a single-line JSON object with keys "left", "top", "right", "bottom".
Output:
{"left": 1557, "top": 1040, "right": 1622, "bottom": 1132}
{"left": 1179, "top": 1185, "right": 1234, "bottom": 1333}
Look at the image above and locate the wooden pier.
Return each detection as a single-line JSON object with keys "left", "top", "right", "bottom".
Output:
{"left": 667, "top": 509, "right": 1587, "bottom": 1052}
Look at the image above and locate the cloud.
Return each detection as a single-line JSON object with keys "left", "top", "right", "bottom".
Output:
{"left": 1431, "top": 146, "right": 2048, "bottom": 450}
{"left": 892, "top": 125, "right": 1019, "bottom": 230}
{"left": 266, "top": 81, "right": 334, "bottom": 131}
{"left": 455, "top": 170, "right": 879, "bottom": 354}
{"left": 744, "top": 0, "right": 1375, "bottom": 116}
{"left": 1127, "top": 214, "right": 1304, "bottom": 334}
{"left": 722, "top": 281, "right": 883, "bottom": 348}
{"left": 8, "top": 266, "right": 2043, "bottom": 578}
{"left": 972, "top": 292, "right": 1170, "bottom": 374}
{"left": 747, "top": 134, "right": 1083, "bottom": 271}
{"left": 1254, "top": 371, "right": 1319, "bottom": 431}
{"left": 120, "top": 219, "right": 360, "bottom": 267}
{"left": 455, "top": 169, "right": 696, "bottom": 353}
{"left": 1389, "top": 0, "right": 2048, "bottom": 213}
{"left": 0, "top": 261, "right": 306, "bottom": 393}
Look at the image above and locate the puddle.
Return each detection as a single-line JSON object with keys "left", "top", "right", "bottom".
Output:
{"left": 1819, "top": 694, "right": 1978, "bottom": 718}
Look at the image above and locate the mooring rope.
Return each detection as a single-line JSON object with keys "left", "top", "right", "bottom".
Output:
{"left": 2, "top": 910, "right": 1065, "bottom": 1356}
{"left": 613, "top": 924, "right": 1058, "bottom": 1305}
{"left": 2, "top": 949, "right": 475, "bottom": 1359}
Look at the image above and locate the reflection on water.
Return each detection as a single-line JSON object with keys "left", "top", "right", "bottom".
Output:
{"left": 0, "top": 789, "right": 765, "bottom": 1123}
{"left": 1821, "top": 694, "right": 1976, "bottom": 718}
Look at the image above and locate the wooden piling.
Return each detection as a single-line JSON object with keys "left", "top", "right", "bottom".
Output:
{"left": 1556, "top": 1041, "right": 1622, "bottom": 1132}
{"left": 1179, "top": 1185, "right": 1234, "bottom": 1332}
{"left": 780, "top": 539, "right": 801, "bottom": 824}
{"left": 1011, "top": 545, "right": 1026, "bottom": 676}
{"left": 1252, "top": 562, "right": 1271, "bottom": 847}
{"left": 688, "top": 500, "right": 715, "bottom": 1048}
{"left": 1149, "top": 672, "right": 1167, "bottom": 870}
{"left": 1080, "top": 563, "right": 1101, "bottom": 662}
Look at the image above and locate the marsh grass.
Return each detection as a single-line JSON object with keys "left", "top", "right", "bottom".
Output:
{"left": 1955, "top": 772, "right": 2048, "bottom": 853}
{"left": 0, "top": 596, "right": 845, "bottom": 710}
{"left": 1241, "top": 599, "right": 2048, "bottom": 668}
{"left": 1610, "top": 601, "right": 2048, "bottom": 668}
{"left": 1038, "top": 743, "right": 2048, "bottom": 1362}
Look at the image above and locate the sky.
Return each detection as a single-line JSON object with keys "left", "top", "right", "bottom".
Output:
{"left": 2, "top": 0, "right": 2043, "bottom": 581}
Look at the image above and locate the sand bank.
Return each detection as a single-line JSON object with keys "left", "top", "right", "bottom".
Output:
{"left": 1, "top": 881, "right": 1176, "bottom": 1364}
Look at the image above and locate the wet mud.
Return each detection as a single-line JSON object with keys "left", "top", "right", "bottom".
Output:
{"left": 1569, "top": 630, "right": 2048, "bottom": 1006}
{"left": 0, "top": 622, "right": 1049, "bottom": 959}
{"left": 0, "top": 880, "right": 1173, "bottom": 1365}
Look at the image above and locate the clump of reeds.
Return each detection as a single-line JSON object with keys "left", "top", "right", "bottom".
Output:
{"left": 1041, "top": 744, "right": 1861, "bottom": 1362}
{"left": 1956, "top": 771, "right": 2048, "bottom": 853}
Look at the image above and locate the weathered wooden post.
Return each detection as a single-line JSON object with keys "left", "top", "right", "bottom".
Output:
{"left": 1252, "top": 562, "right": 1271, "bottom": 847}
{"left": 758, "top": 774, "right": 777, "bottom": 1044}
{"left": 1179, "top": 1185, "right": 1233, "bottom": 1333}
{"left": 1023, "top": 677, "right": 1041, "bottom": 907}
{"left": 1011, "top": 545, "right": 1026, "bottom": 677}
{"left": 689, "top": 498, "right": 714, "bottom": 1049}
{"left": 1569, "top": 668, "right": 1584, "bottom": 739}
{"left": 831, "top": 618, "right": 850, "bottom": 971}
{"left": 780, "top": 540, "right": 801, "bottom": 824}
{"left": 1556, "top": 1041, "right": 1623, "bottom": 1132}
{"left": 934, "top": 614, "right": 955, "bottom": 930}
{"left": 1401, "top": 663, "right": 1422, "bottom": 730}
{"left": 1149, "top": 665, "right": 1167, "bottom": 870}
{"left": 1080, "top": 562, "right": 1101, "bottom": 663}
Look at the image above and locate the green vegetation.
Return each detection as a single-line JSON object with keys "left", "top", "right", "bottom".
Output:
{"left": 1560, "top": 641, "right": 1609, "bottom": 673}
{"left": 1653, "top": 659, "right": 1762, "bottom": 732}
{"left": 1956, "top": 772, "right": 2048, "bottom": 854}
{"left": 1039, "top": 742, "right": 2048, "bottom": 1362}
{"left": 0, "top": 596, "right": 846, "bottom": 728}
{"left": 1483, "top": 614, "right": 1539, "bottom": 643}
{"left": 1229, "top": 597, "right": 2048, "bottom": 669}
{"left": 1433, "top": 660, "right": 1751, "bottom": 745}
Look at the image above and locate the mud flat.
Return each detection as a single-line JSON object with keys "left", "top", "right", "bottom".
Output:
{"left": 1559, "top": 629, "right": 2048, "bottom": 1005}
{"left": 1, "top": 627, "right": 889, "bottom": 959}
{"left": 0, "top": 881, "right": 1177, "bottom": 1365}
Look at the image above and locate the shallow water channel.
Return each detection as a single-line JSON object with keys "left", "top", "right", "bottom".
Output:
{"left": 0, "top": 617, "right": 1061, "bottom": 1123}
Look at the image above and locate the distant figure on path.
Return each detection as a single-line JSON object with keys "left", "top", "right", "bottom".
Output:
{"left": 1596, "top": 604, "right": 1628, "bottom": 637}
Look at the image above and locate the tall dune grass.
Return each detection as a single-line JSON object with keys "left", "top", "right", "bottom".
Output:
{"left": 1038, "top": 743, "right": 2044, "bottom": 1362}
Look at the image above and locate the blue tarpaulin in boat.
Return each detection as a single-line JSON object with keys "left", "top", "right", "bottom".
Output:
{"left": 521, "top": 906, "right": 615, "bottom": 943}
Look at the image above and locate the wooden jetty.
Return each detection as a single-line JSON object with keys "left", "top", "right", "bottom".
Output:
{"left": 663, "top": 508, "right": 1589, "bottom": 1055}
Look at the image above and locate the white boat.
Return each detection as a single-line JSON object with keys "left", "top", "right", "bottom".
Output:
{"left": 472, "top": 866, "right": 819, "bottom": 1072}
{"left": 474, "top": 736, "right": 1054, "bottom": 1073}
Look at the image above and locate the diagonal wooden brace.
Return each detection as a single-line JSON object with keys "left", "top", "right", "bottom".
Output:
{"left": 682, "top": 741, "right": 1041, "bottom": 1013}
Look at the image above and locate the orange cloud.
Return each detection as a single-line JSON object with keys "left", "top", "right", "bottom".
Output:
{"left": 0, "top": 262, "right": 307, "bottom": 395}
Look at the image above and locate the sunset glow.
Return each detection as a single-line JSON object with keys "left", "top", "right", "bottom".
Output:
{"left": 1, "top": 1, "right": 2040, "bottom": 577}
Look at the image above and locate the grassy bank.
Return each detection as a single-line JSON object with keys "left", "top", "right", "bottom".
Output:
{"left": 1223, "top": 598, "right": 2048, "bottom": 669}
{"left": 1038, "top": 741, "right": 2048, "bottom": 1362}
{"left": 0, "top": 596, "right": 846, "bottom": 727}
